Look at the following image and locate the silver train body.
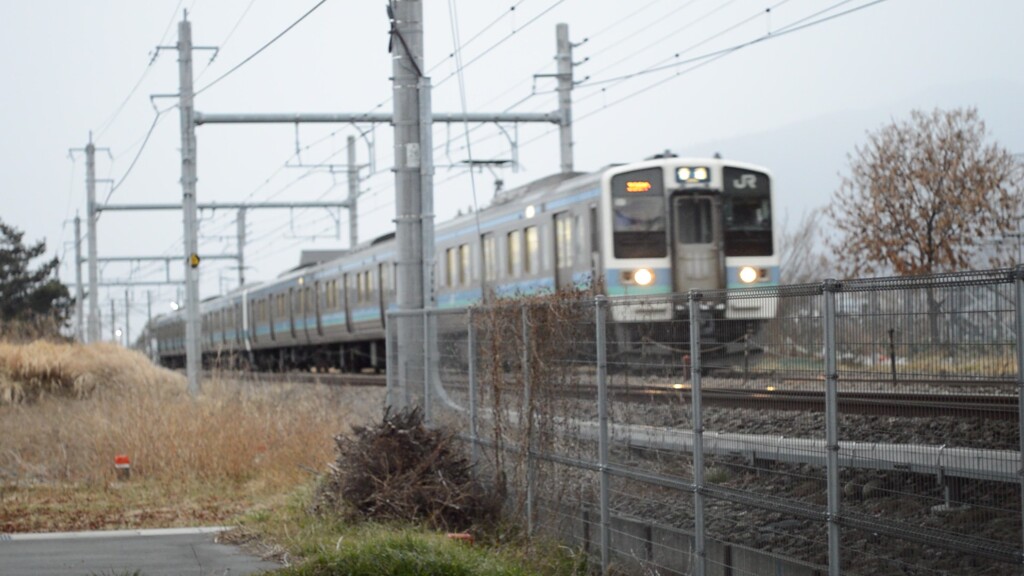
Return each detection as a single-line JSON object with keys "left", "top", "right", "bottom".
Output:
{"left": 154, "top": 156, "right": 779, "bottom": 371}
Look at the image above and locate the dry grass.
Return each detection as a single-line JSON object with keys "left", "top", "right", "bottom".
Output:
{"left": 0, "top": 340, "right": 384, "bottom": 532}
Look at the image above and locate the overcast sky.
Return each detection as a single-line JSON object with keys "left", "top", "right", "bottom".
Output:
{"left": 1, "top": 0, "right": 1022, "bottom": 341}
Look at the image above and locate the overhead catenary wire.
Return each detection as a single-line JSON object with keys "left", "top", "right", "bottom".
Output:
{"left": 195, "top": 0, "right": 259, "bottom": 82}
{"left": 446, "top": 0, "right": 483, "bottom": 237}
{"left": 126, "top": 0, "right": 886, "bottom": 295}
{"left": 427, "top": 0, "right": 529, "bottom": 77}
{"left": 432, "top": 0, "right": 568, "bottom": 91}
{"left": 194, "top": 0, "right": 328, "bottom": 97}
{"left": 577, "top": 0, "right": 857, "bottom": 93}
{"left": 441, "top": 0, "right": 888, "bottom": 163}
{"left": 102, "top": 106, "right": 175, "bottom": 208}
{"left": 93, "top": 0, "right": 186, "bottom": 140}
{"left": 574, "top": 0, "right": 886, "bottom": 122}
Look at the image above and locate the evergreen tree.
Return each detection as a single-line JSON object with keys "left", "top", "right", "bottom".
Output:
{"left": 0, "top": 219, "right": 73, "bottom": 328}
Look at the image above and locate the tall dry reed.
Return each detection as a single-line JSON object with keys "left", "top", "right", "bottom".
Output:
{"left": 0, "top": 341, "right": 383, "bottom": 490}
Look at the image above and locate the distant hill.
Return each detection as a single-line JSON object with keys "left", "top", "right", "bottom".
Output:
{"left": 687, "top": 80, "right": 1024, "bottom": 231}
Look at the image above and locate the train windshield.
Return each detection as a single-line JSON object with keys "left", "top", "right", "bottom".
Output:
{"left": 610, "top": 168, "right": 667, "bottom": 258}
{"left": 722, "top": 167, "right": 773, "bottom": 257}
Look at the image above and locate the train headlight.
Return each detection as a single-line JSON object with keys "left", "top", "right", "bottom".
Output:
{"left": 738, "top": 266, "right": 759, "bottom": 284}
{"left": 634, "top": 268, "right": 655, "bottom": 286}
{"left": 676, "top": 166, "right": 710, "bottom": 183}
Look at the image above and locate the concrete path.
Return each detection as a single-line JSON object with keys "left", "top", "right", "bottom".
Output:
{"left": 0, "top": 527, "right": 281, "bottom": 575}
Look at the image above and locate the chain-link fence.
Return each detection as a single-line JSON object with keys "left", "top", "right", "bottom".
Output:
{"left": 387, "top": 268, "right": 1024, "bottom": 575}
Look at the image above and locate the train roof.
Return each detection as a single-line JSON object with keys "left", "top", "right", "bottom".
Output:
{"left": 489, "top": 171, "right": 587, "bottom": 206}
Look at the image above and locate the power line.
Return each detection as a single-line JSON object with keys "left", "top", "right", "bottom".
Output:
{"left": 577, "top": 0, "right": 879, "bottom": 102}
{"left": 583, "top": 0, "right": 743, "bottom": 82}
{"left": 427, "top": 0, "right": 529, "bottom": 76}
{"left": 194, "top": 0, "right": 328, "bottom": 97}
{"left": 93, "top": 0, "right": 186, "bottom": 139}
{"left": 103, "top": 106, "right": 173, "bottom": 206}
{"left": 195, "top": 0, "right": 259, "bottom": 82}
{"left": 432, "top": 0, "right": 568, "bottom": 90}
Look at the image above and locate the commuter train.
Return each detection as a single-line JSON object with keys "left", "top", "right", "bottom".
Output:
{"left": 153, "top": 154, "right": 778, "bottom": 371}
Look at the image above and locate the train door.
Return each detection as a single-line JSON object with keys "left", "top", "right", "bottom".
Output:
{"left": 343, "top": 273, "right": 353, "bottom": 333}
{"left": 249, "top": 299, "right": 258, "bottom": 344}
{"left": 670, "top": 194, "right": 723, "bottom": 292}
{"left": 269, "top": 296, "right": 277, "bottom": 341}
{"left": 314, "top": 281, "right": 323, "bottom": 336}
{"left": 288, "top": 288, "right": 297, "bottom": 338}
{"left": 553, "top": 212, "right": 574, "bottom": 290}
{"left": 378, "top": 264, "right": 388, "bottom": 328}
{"left": 301, "top": 285, "right": 312, "bottom": 342}
{"left": 480, "top": 233, "right": 496, "bottom": 302}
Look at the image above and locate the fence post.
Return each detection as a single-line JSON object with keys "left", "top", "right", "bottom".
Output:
{"left": 822, "top": 279, "right": 842, "bottom": 576}
{"left": 688, "top": 290, "right": 707, "bottom": 576}
{"left": 595, "top": 295, "right": 611, "bottom": 574}
{"left": 423, "top": 309, "right": 431, "bottom": 425}
{"left": 522, "top": 304, "right": 535, "bottom": 535}
{"left": 1013, "top": 266, "right": 1024, "bottom": 562}
{"left": 468, "top": 307, "right": 479, "bottom": 468}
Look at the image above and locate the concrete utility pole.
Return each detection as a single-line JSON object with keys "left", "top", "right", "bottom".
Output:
{"left": 86, "top": 140, "right": 101, "bottom": 343}
{"left": 74, "top": 214, "right": 84, "bottom": 342}
{"left": 177, "top": 12, "right": 202, "bottom": 396}
{"left": 556, "top": 23, "right": 574, "bottom": 174}
{"left": 390, "top": 0, "right": 427, "bottom": 407}
{"left": 346, "top": 136, "right": 359, "bottom": 248}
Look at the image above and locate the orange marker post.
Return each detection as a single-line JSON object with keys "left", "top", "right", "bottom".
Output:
{"left": 114, "top": 454, "right": 131, "bottom": 481}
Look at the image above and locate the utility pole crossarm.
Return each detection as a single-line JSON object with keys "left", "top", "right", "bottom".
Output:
{"left": 97, "top": 280, "right": 186, "bottom": 287}
{"left": 194, "top": 111, "right": 561, "bottom": 125}
{"left": 96, "top": 254, "right": 239, "bottom": 262}
{"left": 97, "top": 201, "right": 352, "bottom": 212}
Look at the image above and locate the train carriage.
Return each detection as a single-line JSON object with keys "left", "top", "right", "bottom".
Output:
{"left": 155, "top": 153, "right": 778, "bottom": 371}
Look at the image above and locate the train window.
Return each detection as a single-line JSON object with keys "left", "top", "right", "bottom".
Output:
{"left": 610, "top": 168, "right": 667, "bottom": 259}
{"left": 367, "top": 270, "right": 374, "bottom": 295}
{"left": 380, "top": 265, "right": 390, "bottom": 296}
{"left": 555, "top": 215, "right": 573, "bottom": 268}
{"left": 459, "top": 244, "right": 470, "bottom": 285}
{"left": 482, "top": 234, "right": 497, "bottom": 282}
{"left": 674, "top": 197, "right": 714, "bottom": 244}
{"left": 722, "top": 168, "right": 773, "bottom": 256}
{"left": 524, "top": 226, "right": 539, "bottom": 275}
{"left": 446, "top": 247, "right": 456, "bottom": 287}
{"left": 507, "top": 230, "right": 521, "bottom": 276}
{"left": 575, "top": 214, "right": 585, "bottom": 260}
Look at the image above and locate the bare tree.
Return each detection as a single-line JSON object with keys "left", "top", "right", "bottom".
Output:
{"left": 827, "top": 107, "right": 1022, "bottom": 277}
{"left": 779, "top": 207, "right": 832, "bottom": 284}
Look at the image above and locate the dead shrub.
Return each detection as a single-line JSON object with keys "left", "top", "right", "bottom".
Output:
{"left": 315, "top": 406, "right": 499, "bottom": 531}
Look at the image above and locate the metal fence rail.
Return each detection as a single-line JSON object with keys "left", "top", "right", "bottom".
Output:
{"left": 387, "top": 267, "right": 1024, "bottom": 575}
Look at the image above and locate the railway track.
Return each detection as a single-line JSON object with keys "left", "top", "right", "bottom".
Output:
{"left": 616, "top": 385, "right": 1018, "bottom": 420}
{"left": 204, "top": 370, "right": 386, "bottom": 387}
{"left": 204, "top": 370, "right": 1016, "bottom": 420}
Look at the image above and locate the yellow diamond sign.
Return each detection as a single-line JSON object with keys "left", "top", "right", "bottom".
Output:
{"left": 189, "top": 253, "right": 200, "bottom": 268}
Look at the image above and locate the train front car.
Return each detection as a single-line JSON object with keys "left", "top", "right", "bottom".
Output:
{"left": 599, "top": 157, "right": 778, "bottom": 356}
